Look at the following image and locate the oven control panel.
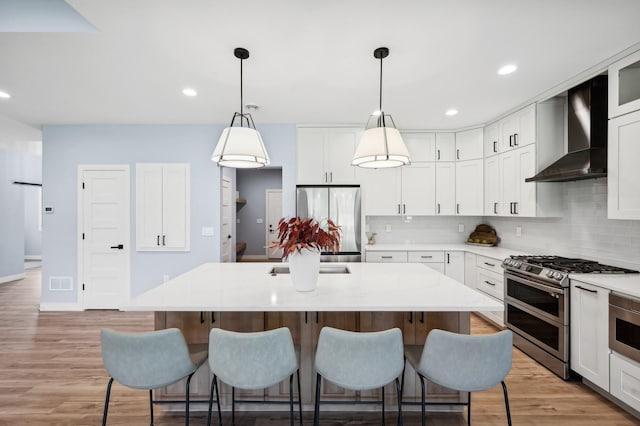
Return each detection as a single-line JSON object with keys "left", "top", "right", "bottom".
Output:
{"left": 502, "top": 258, "right": 567, "bottom": 284}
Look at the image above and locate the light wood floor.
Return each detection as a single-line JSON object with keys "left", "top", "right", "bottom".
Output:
{"left": 0, "top": 268, "right": 637, "bottom": 425}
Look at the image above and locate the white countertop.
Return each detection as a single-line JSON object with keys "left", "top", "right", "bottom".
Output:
{"left": 364, "top": 243, "right": 530, "bottom": 260}
{"left": 121, "top": 262, "right": 504, "bottom": 312}
{"left": 570, "top": 273, "right": 640, "bottom": 299}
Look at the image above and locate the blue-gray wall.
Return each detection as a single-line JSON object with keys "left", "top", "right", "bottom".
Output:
{"left": 237, "top": 168, "right": 282, "bottom": 256}
{"left": 40, "top": 124, "right": 296, "bottom": 305}
{"left": 0, "top": 149, "right": 25, "bottom": 280}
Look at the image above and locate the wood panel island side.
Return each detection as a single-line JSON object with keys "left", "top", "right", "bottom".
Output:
{"left": 121, "top": 262, "right": 503, "bottom": 412}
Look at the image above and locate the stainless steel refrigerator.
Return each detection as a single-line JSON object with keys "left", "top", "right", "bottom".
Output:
{"left": 296, "top": 185, "right": 361, "bottom": 262}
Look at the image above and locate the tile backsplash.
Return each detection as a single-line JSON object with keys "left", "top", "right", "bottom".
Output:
{"left": 366, "top": 179, "right": 640, "bottom": 269}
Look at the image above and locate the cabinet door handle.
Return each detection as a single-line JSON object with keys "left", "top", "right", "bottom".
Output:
{"left": 408, "top": 312, "right": 413, "bottom": 324}
{"left": 509, "top": 135, "right": 514, "bottom": 147}
{"left": 157, "top": 235, "right": 160, "bottom": 246}
{"left": 447, "top": 253, "right": 450, "bottom": 264}
{"left": 324, "top": 172, "right": 328, "bottom": 183}
{"left": 513, "top": 202, "right": 518, "bottom": 215}
{"left": 513, "top": 133, "right": 518, "bottom": 146}
{"left": 403, "top": 204, "right": 406, "bottom": 214}
{"left": 305, "top": 312, "right": 308, "bottom": 324}
{"left": 330, "top": 172, "right": 333, "bottom": 183}
{"left": 419, "top": 312, "right": 424, "bottom": 323}
{"left": 509, "top": 202, "right": 514, "bottom": 214}
{"left": 211, "top": 312, "right": 216, "bottom": 323}
{"left": 456, "top": 149, "right": 460, "bottom": 160}
{"left": 316, "top": 312, "right": 319, "bottom": 323}
{"left": 437, "top": 203, "right": 441, "bottom": 214}
{"left": 484, "top": 262, "right": 495, "bottom": 267}
{"left": 162, "top": 235, "right": 166, "bottom": 246}
{"left": 200, "top": 312, "right": 205, "bottom": 324}
{"left": 437, "top": 149, "right": 441, "bottom": 160}
{"left": 494, "top": 202, "right": 498, "bottom": 214}
{"left": 484, "top": 280, "right": 496, "bottom": 286}
{"left": 493, "top": 141, "right": 497, "bottom": 153}
{"left": 456, "top": 203, "right": 460, "bottom": 214}
{"left": 398, "top": 204, "right": 401, "bottom": 214}
{"left": 381, "top": 256, "right": 393, "bottom": 259}
{"left": 110, "top": 244, "right": 124, "bottom": 250}
{"left": 575, "top": 285, "right": 597, "bottom": 294}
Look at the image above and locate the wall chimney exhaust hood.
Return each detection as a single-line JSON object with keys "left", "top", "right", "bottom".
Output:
{"left": 526, "top": 76, "right": 608, "bottom": 183}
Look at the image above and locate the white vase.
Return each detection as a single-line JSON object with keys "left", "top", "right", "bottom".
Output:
{"left": 288, "top": 249, "right": 321, "bottom": 292}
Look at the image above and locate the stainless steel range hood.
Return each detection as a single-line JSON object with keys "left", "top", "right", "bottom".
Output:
{"left": 526, "top": 76, "right": 608, "bottom": 183}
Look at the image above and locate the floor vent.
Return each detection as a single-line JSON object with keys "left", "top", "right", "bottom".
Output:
{"left": 48, "top": 276, "right": 73, "bottom": 291}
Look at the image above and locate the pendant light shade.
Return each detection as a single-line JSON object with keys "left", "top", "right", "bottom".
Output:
{"left": 212, "top": 48, "right": 270, "bottom": 168}
{"left": 352, "top": 47, "right": 410, "bottom": 168}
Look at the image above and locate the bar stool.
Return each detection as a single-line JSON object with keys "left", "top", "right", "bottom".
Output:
{"left": 404, "top": 329, "right": 513, "bottom": 426}
{"left": 206, "top": 327, "right": 301, "bottom": 426}
{"left": 100, "top": 328, "right": 208, "bottom": 426}
{"left": 314, "top": 326, "right": 405, "bottom": 426}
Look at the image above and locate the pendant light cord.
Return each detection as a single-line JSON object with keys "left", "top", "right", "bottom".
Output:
{"left": 379, "top": 54, "right": 385, "bottom": 127}
{"left": 240, "top": 57, "right": 244, "bottom": 120}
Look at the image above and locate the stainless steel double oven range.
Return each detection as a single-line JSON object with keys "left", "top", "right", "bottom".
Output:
{"left": 501, "top": 255, "right": 638, "bottom": 380}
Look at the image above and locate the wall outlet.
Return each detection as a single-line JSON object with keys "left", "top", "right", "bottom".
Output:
{"left": 201, "top": 227, "right": 214, "bottom": 236}
{"left": 515, "top": 226, "right": 522, "bottom": 237}
{"left": 458, "top": 223, "right": 465, "bottom": 233}
{"left": 385, "top": 224, "right": 392, "bottom": 232}
{"left": 163, "top": 275, "right": 170, "bottom": 283}
{"left": 256, "top": 218, "right": 263, "bottom": 224}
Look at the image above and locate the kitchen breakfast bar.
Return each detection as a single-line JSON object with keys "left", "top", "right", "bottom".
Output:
{"left": 121, "top": 262, "right": 503, "bottom": 412}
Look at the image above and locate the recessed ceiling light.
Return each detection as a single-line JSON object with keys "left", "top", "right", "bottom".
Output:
{"left": 498, "top": 64, "right": 517, "bottom": 75}
{"left": 182, "top": 88, "right": 197, "bottom": 97}
{"left": 445, "top": 109, "right": 458, "bottom": 116}
{"left": 0, "top": 91, "right": 11, "bottom": 99}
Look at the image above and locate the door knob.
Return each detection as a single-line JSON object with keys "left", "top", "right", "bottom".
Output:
{"left": 110, "top": 244, "right": 124, "bottom": 250}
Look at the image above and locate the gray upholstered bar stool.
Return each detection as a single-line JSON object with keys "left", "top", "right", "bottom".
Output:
{"left": 206, "top": 327, "right": 301, "bottom": 426}
{"left": 404, "top": 329, "right": 513, "bottom": 426}
{"left": 314, "top": 326, "right": 405, "bottom": 426}
{"left": 100, "top": 328, "right": 208, "bottom": 426}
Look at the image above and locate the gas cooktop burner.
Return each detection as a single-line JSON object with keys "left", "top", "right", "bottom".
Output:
{"left": 509, "top": 255, "right": 639, "bottom": 274}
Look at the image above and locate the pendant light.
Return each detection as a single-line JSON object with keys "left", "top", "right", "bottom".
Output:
{"left": 352, "top": 47, "right": 410, "bottom": 168}
{"left": 212, "top": 47, "right": 270, "bottom": 168}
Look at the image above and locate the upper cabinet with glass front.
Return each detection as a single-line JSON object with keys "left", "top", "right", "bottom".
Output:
{"left": 609, "top": 49, "right": 640, "bottom": 118}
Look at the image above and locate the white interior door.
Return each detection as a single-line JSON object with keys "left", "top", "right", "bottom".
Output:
{"left": 221, "top": 176, "right": 232, "bottom": 263}
{"left": 79, "top": 166, "right": 130, "bottom": 309}
{"left": 266, "top": 189, "right": 283, "bottom": 259}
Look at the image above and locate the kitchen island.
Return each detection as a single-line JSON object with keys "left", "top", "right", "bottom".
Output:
{"left": 121, "top": 262, "right": 503, "bottom": 412}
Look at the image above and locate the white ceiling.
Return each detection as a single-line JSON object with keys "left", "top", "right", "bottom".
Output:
{"left": 1, "top": 0, "right": 640, "bottom": 145}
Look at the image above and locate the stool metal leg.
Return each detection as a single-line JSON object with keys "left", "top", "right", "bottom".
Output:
{"left": 297, "top": 370, "right": 303, "bottom": 426}
{"left": 185, "top": 373, "right": 194, "bottom": 426}
{"left": 207, "top": 376, "right": 222, "bottom": 426}
{"left": 314, "top": 373, "right": 322, "bottom": 426}
{"left": 232, "top": 386, "right": 236, "bottom": 426}
{"left": 395, "top": 377, "right": 403, "bottom": 426}
{"left": 102, "top": 377, "right": 114, "bottom": 426}
{"left": 419, "top": 374, "right": 426, "bottom": 426}
{"left": 382, "top": 385, "right": 386, "bottom": 425}
{"left": 467, "top": 392, "right": 471, "bottom": 426}
{"left": 289, "top": 374, "right": 294, "bottom": 426}
{"left": 501, "top": 381, "right": 512, "bottom": 426}
{"left": 149, "top": 389, "right": 154, "bottom": 426}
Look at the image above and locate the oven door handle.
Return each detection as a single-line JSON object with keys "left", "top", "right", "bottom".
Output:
{"left": 506, "top": 272, "right": 564, "bottom": 295}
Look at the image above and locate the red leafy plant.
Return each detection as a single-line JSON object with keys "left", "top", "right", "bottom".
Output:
{"left": 268, "top": 217, "right": 341, "bottom": 260}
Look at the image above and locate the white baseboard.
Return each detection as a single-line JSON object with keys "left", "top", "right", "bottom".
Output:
{"left": 24, "top": 255, "right": 42, "bottom": 260}
{"left": 39, "top": 302, "right": 83, "bottom": 311}
{"left": 0, "top": 273, "right": 26, "bottom": 284}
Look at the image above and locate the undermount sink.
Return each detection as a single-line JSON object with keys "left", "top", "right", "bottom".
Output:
{"left": 269, "top": 265, "right": 351, "bottom": 275}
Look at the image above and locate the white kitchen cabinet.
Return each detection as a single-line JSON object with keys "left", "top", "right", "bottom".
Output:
{"left": 366, "top": 251, "right": 408, "bottom": 263}
{"left": 484, "top": 122, "right": 500, "bottom": 157}
{"left": 296, "top": 127, "right": 361, "bottom": 184}
{"left": 408, "top": 251, "right": 445, "bottom": 273}
{"left": 435, "top": 133, "right": 456, "bottom": 162}
{"left": 435, "top": 162, "right": 456, "bottom": 215}
{"left": 570, "top": 280, "right": 610, "bottom": 391}
{"left": 136, "top": 163, "right": 190, "bottom": 251}
{"left": 475, "top": 254, "right": 505, "bottom": 327}
{"left": 444, "top": 251, "right": 464, "bottom": 283}
{"left": 455, "top": 128, "right": 483, "bottom": 161}
{"left": 608, "top": 110, "right": 640, "bottom": 220}
{"left": 455, "top": 159, "right": 483, "bottom": 216}
{"left": 483, "top": 155, "right": 502, "bottom": 216}
{"left": 361, "top": 164, "right": 435, "bottom": 216}
{"left": 402, "top": 164, "right": 436, "bottom": 215}
{"left": 500, "top": 145, "right": 536, "bottom": 217}
{"left": 464, "top": 252, "right": 477, "bottom": 289}
{"left": 402, "top": 132, "right": 436, "bottom": 162}
{"left": 500, "top": 104, "right": 536, "bottom": 152}
{"left": 608, "top": 49, "right": 640, "bottom": 119}
{"left": 611, "top": 352, "right": 640, "bottom": 412}
{"left": 360, "top": 167, "right": 401, "bottom": 216}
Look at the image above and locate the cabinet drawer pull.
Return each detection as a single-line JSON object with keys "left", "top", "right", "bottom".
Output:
{"left": 575, "top": 285, "right": 597, "bottom": 294}
{"left": 484, "top": 280, "right": 496, "bottom": 286}
{"left": 421, "top": 255, "right": 433, "bottom": 259}
{"left": 381, "top": 256, "right": 393, "bottom": 259}
{"left": 484, "top": 262, "right": 495, "bottom": 267}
